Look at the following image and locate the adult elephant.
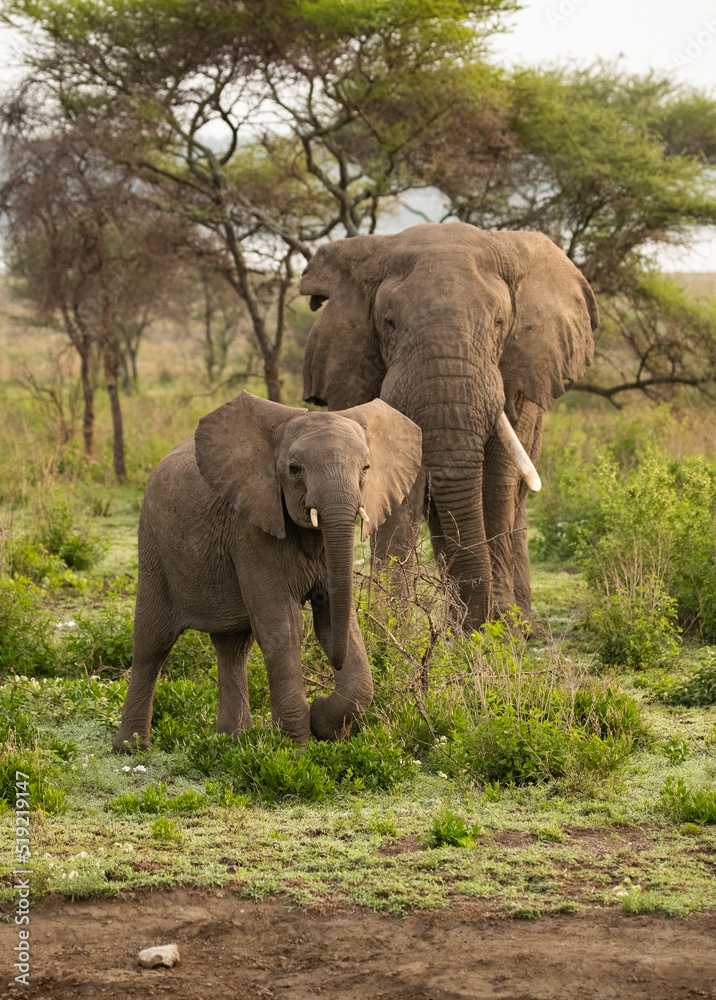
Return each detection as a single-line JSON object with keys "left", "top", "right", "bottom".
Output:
{"left": 300, "top": 222, "right": 598, "bottom": 630}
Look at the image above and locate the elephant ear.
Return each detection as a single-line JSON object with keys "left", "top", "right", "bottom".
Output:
{"left": 300, "top": 236, "right": 386, "bottom": 410}
{"left": 338, "top": 399, "right": 422, "bottom": 543}
{"left": 194, "top": 391, "right": 299, "bottom": 539}
{"left": 494, "top": 232, "right": 599, "bottom": 411}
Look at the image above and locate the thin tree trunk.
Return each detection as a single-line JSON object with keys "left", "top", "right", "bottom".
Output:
{"left": 202, "top": 275, "right": 216, "bottom": 384}
{"left": 78, "top": 338, "right": 94, "bottom": 455}
{"left": 222, "top": 219, "right": 283, "bottom": 403}
{"left": 104, "top": 340, "right": 127, "bottom": 482}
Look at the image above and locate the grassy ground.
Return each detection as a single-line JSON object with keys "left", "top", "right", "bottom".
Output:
{"left": 2, "top": 511, "right": 715, "bottom": 920}
{"left": 1, "top": 291, "right": 716, "bottom": 925}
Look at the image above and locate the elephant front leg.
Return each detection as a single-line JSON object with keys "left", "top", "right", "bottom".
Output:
{"left": 483, "top": 397, "right": 543, "bottom": 625}
{"left": 253, "top": 606, "right": 311, "bottom": 743}
{"left": 310, "top": 597, "right": 373, "bottom": 740}
{"left": 211, "top": 631, "right": 254, "bottom": 735}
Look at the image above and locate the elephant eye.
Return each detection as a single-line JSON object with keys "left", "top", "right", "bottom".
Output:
{"left": 289, "top": 462, "right": 302, "bottom": 476}
{"left": 385, "top": 318, "right": 396, "bottom": 331}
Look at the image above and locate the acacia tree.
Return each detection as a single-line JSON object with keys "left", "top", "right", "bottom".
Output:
{"left": 408, "top": 64, "right": 716, "bottom": 401}
{"left": 0, "top": 125, "right": 190, "bottom": 478}
{"left": 1, "top": 0, "right": 515, "bottom": 401}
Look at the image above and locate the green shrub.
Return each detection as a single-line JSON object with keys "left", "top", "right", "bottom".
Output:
{"left": 307, "top": 727, "right": 409, "bottom": 791}
{"left": 446, "top": 710, "right": 628, "bottom": 785}
{"left": 221, "top": 738, "right": 334, "bottom": 803}
{"left": 8, "top": 539, "right": 86, "bottom": 588}
{"left": 660, "top": 649, "right": 716, "bottom": 706}
{"left": 182, "top": 724, "right": 411, "bottom": 804}
{"left": 62, "top": 605, "right": 135, "bottom": 675}
{"left": 421, "top": 809, "right": 481, "bottom": 848}
{"left": 0, "top": 577, "right": 58, "bottom": 676}
{"left": 662, "top": 737, "right": 691, "bottom": 764}
{"left": 151, "top": 679, "right": 218, "bottom": 752}
{"left": 530, "top": 434, "right": 606, "bottom": 563}
{"left": 0, "top": 748, "right": 67, "bottom": 815}
{"left": 35, "top": 493, "right": 106, "bottom": 571}
{"left": 164, "top": 630, "right": 216, "bottom": 680}
{"left": 150, "top": 816, "right": 182, "bottom": 842}
{"left": 108, "top": 781, "right": 209, "bottom": 814}
{"left": 585, "top": 580, "right": 682, "bottom": 671}
{"left": 583, "top": 456, "right": 716, "bottom": 639}
{"left": 660, "top": 776, "right": 716, "bottom": 824}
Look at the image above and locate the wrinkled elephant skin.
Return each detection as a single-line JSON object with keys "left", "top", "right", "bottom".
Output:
{"left": 112, "top": 392, "right": 421, "bottom": 751}
{"left": 300, "top": 222, "right": 598, "bottom": 629}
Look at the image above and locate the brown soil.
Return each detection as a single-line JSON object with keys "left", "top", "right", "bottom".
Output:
{"left": 2, "top": 889, "right": 716, "bottom": 1000}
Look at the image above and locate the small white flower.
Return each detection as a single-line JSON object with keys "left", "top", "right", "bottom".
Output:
{"left": 78, "top": 852, "right": 88, "bottom": 858}
{"left": 113, "top": 842, "right": 123, "bottom": 848}
{"left": 122, "top": 766, "right": 131, "bottom": 772}
{"left": 438, "top": 771, "right": 448, "bottom": 779}
{"left": 68, "top": 871, "right": 77, "bottom": 880}
{"left": 123, "top": 843, "right": 134, "bottom": 852}
{"left": 412, "top": 759, "right": 421, "bottom": 766}
{"left": 61, "top": 872, "right": 66, "bottom": 879}
{"left": 66, "top": 620, "right": 76, "bottom": 627}
{"left": 133, "top": 765, "right": 147, "bottom": 773}
{"left": 43, "top": 852, "right": 51, "bottom": 858}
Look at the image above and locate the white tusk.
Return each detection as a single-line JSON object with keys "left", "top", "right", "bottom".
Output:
{"left": 310, "top": 508, "right": 319, "bottom": 528}
{"left": 495, "top": 412, "right": 542, "bottom": 492}
{"left": 358, "top": 506, "right": 370, "bottom": 523}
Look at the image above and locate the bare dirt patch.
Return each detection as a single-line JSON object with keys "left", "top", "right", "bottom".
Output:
{"left": 2, "top": 889, "right": 715, "bottom": 1000}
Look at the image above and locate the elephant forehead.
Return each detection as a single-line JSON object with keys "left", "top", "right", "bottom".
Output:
{"left": 281, "top": 412, "right": 369, "bottom": 455}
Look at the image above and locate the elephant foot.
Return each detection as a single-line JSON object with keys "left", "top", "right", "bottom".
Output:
{"left": 112, "top": 729, "right": 150, "bottom": 754}
{"left": 217, "top": 713, "right": 253, "bottom": 737}
{"left": 310, "top": 696, "right": 358, "bottom": 741}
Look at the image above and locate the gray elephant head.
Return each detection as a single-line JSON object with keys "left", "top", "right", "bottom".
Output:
{"left": 194, "top": 391, "right": 422, "bottom": 669}
{"left": 300, "top": 222, "right": 598, "bottom": 627}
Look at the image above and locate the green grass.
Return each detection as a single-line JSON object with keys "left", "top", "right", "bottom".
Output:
{"left": 1, "top": 342, "right": 716, "bottom": 917}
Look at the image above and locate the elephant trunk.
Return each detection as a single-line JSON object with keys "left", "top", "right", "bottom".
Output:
{"left": 318, "top": 496, "right": 360, "bottom": 671}
{"left": 383, "top": 351, "right": 504, "bottom": 631}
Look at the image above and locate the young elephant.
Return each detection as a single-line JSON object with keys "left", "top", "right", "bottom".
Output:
{"left": 112, "top": 391, "right": 422, "bottom": 751}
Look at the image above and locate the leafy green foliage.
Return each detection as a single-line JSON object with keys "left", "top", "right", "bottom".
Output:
{"left": 150, "top": 816, "right": 182, "bottom": 841}
{"left": 62, "top": 605, "right": 134, "bottom": 675}
{"left": 586, "top": 582, "right": 682, "bottom": 671}
{"left": 108, "top": 781, "right": 209, "bottom": 815}
{"left": 180, "top": 724, "right": 411, "bottom": 803}
{"left": 530, "top": 434, "right": 605, "bottom": 563}
{"left": 660, "top": 777, "right": 716, "bottom": 824}
{"left": 0, "top": 577, "right": 58, "bottom": 676}
{"left": 0, "top": 748, "right": 67, "bottom": 815}
{"left": 220, "top": 735, "right": 334, "bottom": 804}
{"left": 662, "top": 737, "right": 691, "bottom": 765}
{"left": 422, "top": 809, "right": 481, "bottom": 849}
{"left": 660, "top": 650, "right": 716, "bottom": 706}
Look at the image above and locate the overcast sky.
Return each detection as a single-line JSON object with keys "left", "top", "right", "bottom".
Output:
{"left": 2, "top": 2, "right": 716, "bottom": 270}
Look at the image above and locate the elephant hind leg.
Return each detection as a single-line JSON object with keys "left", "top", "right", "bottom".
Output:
{"left": 112, "top": 612, "right": 179, "bottom": 753}
{"left": 212, "top": 631, "right": 254, "bottom": 735}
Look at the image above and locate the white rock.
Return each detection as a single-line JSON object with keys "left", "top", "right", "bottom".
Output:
{"left": 138, "top": 944, "right": 180, "bottom": 968}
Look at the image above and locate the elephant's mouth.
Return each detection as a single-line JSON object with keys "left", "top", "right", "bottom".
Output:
{"left": 299, "top": 497, "right": 320, "bottom": 527}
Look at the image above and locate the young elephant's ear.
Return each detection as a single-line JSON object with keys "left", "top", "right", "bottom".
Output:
{"left": 338, "top": 399, "right": 422, "bottom": 542}
{"left": 194, "top": 391, "right": 299, "bottom": 539}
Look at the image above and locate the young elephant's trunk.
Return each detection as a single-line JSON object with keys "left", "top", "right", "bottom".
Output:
{"left": 319, "top": 499, "right": 359, "bottom": 671}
